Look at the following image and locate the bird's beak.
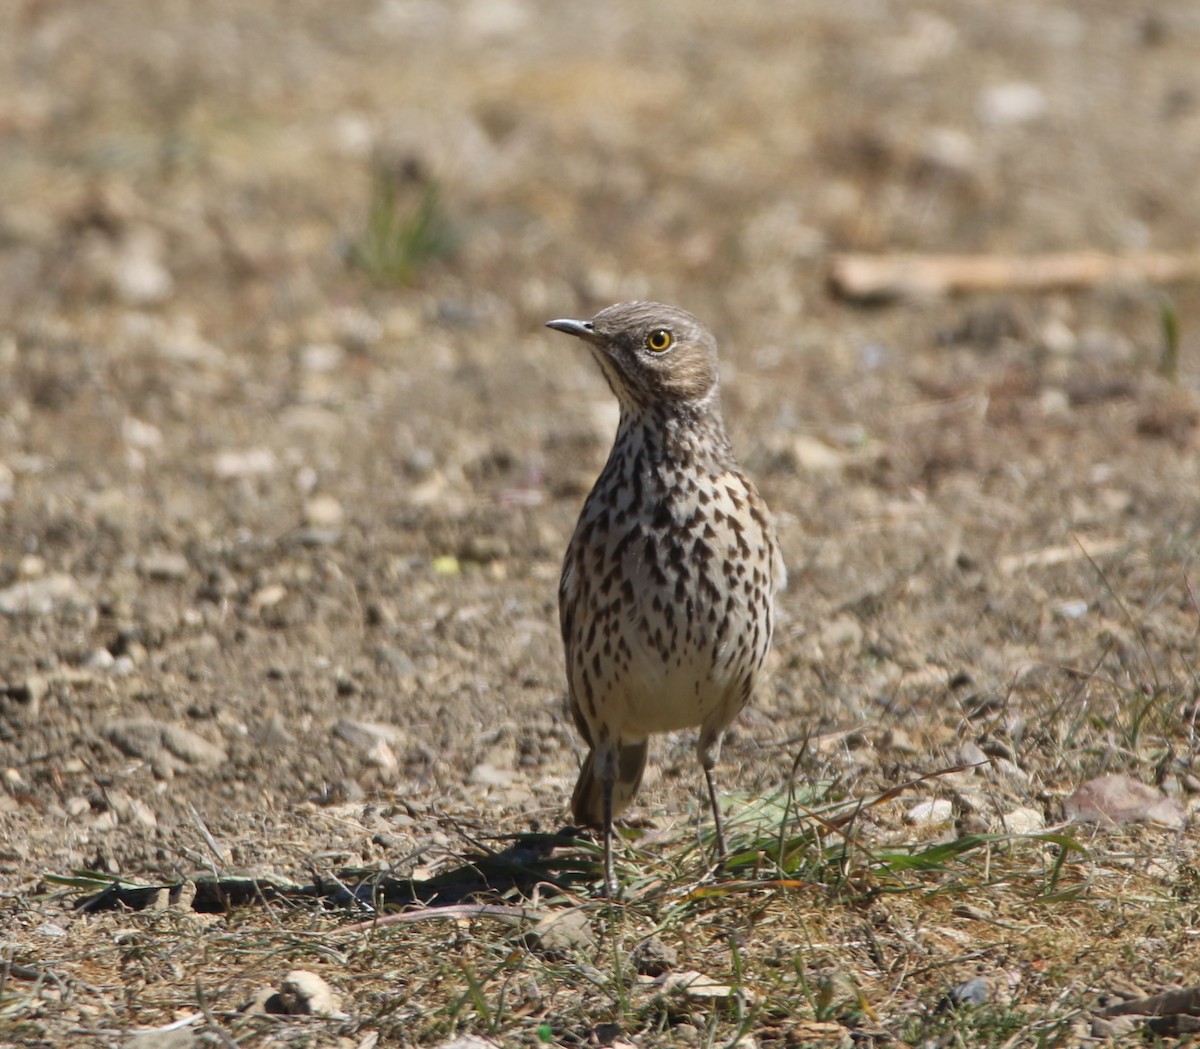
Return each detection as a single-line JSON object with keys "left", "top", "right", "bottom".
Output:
{"left": 546, "top": 318, "right": 600, "bottom": 343}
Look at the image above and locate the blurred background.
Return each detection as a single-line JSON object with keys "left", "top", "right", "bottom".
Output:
{"left": 5, "top": 1, "right": 1199, "bottom": 342}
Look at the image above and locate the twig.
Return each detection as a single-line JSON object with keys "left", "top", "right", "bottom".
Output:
{"left": 187, "top": 803, "right": 227, "bottom": 868}
{"left": 340, "top": 902, "right": 534, "bottom": 934}
{"left": 70, "top": 1014, "right": 205, "bottom": 1039}
{"left": 196, "top": 979, "right": 239, "bottom": 1049}
{"left": 829, "top": 250, "right": 1200, "bottom": 302}
{"left": 998, "top": 536, "right": 1124, "bottom": 575}
{"left": 4, "top": 956, "right": 105, "bottom": 996}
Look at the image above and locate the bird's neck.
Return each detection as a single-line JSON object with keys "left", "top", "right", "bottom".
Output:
{"left": 613, "top": 396, "right": 735, "bottom": 475}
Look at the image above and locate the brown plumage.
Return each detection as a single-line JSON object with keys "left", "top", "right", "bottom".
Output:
{"left": 547, "top": 301, "right": 784, "bottom": 893}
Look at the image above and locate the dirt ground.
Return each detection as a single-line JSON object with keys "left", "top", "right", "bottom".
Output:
{"left": 3, "top": 1, "right": 1200, "bottom": 1046}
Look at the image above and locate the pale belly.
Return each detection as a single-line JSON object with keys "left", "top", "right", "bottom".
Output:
{"left": 606, "top": 629, "right": 745, "bottom": 738}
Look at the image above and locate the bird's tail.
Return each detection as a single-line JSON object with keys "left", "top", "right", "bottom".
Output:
{"left": 570, "top": 741, "right": 648, "bottom": 828}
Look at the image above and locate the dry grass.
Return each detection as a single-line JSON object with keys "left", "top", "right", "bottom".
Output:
{"left": 7, "top": 683, "right": 1200, "bottom": 1048}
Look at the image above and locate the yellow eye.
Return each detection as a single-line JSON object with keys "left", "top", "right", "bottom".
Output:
{"left": 646, "top": 329, "right": 673, "bottom": 353}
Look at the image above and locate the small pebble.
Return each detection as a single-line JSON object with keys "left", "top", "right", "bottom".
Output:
{"left": 111, "top": 233, "right": 174, "bottom": 305}
{"left": 374, "top": 646, "right": 417, "bottom": 677}
{"left": 102, "top": 719, "right": 227, "bottom": 777}
{"left": 658, "top": 970, "right": 755, "bottom": 1003}
{"left": 884, "top": 726, "right": 918, "bottom": 755}
{"left": 979, "top": 81, "right": 1047, "bottom": 125}
{"left": 1091, "top": 1015, "right": 1144, "bottom": 1039}
{"left": 791, "top": 435, "right": 846, "bottom": 472}
{"left": 918, "top": 126, "right": 978, "bottom": 175}
{"left": 1000, "top": 806, "right": 1045, "bottom": 834}
{"left": 122, "top": 417, "right": 164, "bottom": 450}
{"left": 213, "top": 448, "right": 277, "bottom": 479}
{"left": 1053, "top": 599, "right": 1089, "bottom": 620}
{"left": 277, "top": 969, "right": 345, "bottom": 1018}
{"left": 955, "top": 740, "right": 988, "bottom": 769}
{"left": 256, "top": 712, "right": 294, "bottom": 749}
{"left": 2, "top": 675, "right": 49, "bottom": 707}
{"left": 17, "top": 554, "right": 45, "bottom": 579}
{"left": 525, "top": 908, "right": 595, "bottom": 959}
{"left": 905, "top": 798, "right": 954, "bottom": 825}
{"left": 84, "top": 649, "right": 116, "bottom": 671}
{"left": 631, "top": 937, "right": 678, "bottom": 977}
{"left": 304, "top": 494, "right": 344, "bottom": 529}
{"left": 300, "top": 343, "right": 345, "bottom": 372}
{"left": 944, "top": 976, "right": 990, "bottom": 1008}
{"left": 468, "top": 763, "right": 514, "bottom": 787}
{"left": 0, "top": 574, "right": 92, "bottom": 616}
{"left": 1039, "top": 318, "right": 1077, "bottom": 356}
{"left": 139, "top": 551, "right": 190, "bottom": 580}
{"left": 952, "top": 903, "right": 991, "bottom": 921}
{"left": 333, "top": 719, "right": 406, "bottom": 749}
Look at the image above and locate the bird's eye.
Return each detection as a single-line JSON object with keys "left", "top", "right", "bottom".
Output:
{"left": 645, "top": 329, "right": 673, "bottom": 353}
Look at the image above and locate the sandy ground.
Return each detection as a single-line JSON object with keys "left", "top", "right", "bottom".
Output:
{"left": 2, "top": 1, "right": 1200, "bottom": 1045}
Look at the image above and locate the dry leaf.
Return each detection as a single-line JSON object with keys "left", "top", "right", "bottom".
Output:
{"left": 1064, "top": 774, "right": 1185, "bottom": 829}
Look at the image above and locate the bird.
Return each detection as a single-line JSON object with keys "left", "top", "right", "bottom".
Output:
{"left": 546, "top": 301, "right": 784, "bottom": 894}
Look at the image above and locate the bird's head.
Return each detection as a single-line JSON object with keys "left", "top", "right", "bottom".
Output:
{"left": 546, "top": 301, "right": 720, "bottom": 412}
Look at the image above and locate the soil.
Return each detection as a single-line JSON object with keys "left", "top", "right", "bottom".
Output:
{"left": 2, "top": 1, "right": 1200, "bottom": 1044}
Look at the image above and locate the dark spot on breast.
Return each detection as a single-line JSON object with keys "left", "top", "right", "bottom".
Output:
{"left": 613, "top": 529, "right": 637, "bottom": 561}
{"left": 644, "top": 534, "right": 660, "bottom": 565}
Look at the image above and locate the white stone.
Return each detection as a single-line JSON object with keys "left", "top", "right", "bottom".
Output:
{"left": 905, "top": 798, "right": 954, "bottom": 825}
{"left": 1000, "top": 806, "right": 1046, "bottom": 834}
{"left": 979, "top": 82, "right": 1047, "bottom": 126}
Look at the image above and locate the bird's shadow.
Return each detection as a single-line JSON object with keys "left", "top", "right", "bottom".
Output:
{"left": 70, "top": 827, "right": 600, "bottom": 915}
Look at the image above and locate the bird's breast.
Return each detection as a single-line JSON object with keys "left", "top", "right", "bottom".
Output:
{"left": 560, "top": 450, "right": 777, "bottom": 737}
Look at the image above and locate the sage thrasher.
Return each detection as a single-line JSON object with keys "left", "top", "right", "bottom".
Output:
{"left": 547, "top": 301, "right": 784, "bottom": 893}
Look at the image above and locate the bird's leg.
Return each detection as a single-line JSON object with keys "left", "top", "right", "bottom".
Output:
{"left": 703, "top": 763, "right": 728, "bottom": 867}
{"left": 602, "top": 773, "right": 618, "bottom": 899}
{"left": 698, "top": 728, "right": 729, "bottom": 870}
